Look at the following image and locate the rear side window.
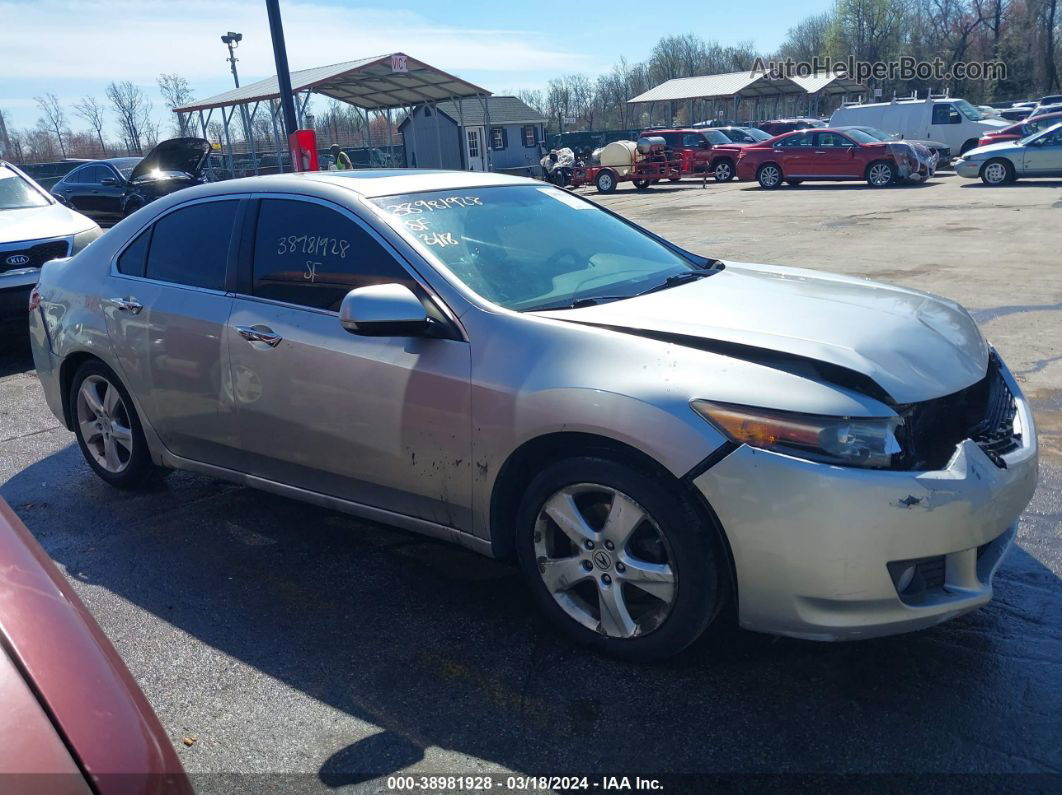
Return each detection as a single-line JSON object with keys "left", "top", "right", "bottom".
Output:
{"left": 117, "top": 228, "right": 151, "bottom": 277}
{"left": 250, "top": 199, "right": 414, "bottom": 311}
{"left": 145, "top": 200, "right": 237, "bottom": 290}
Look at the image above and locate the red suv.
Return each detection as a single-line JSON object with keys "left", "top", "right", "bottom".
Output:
{"left": 639, "top": 128, "right": 745, "bottom": 181}
{"left": 735, "top": 128, "right": 931, "bottom": 188}
{"left": 977, "top": 111, "right": 1062, "bottom": 148}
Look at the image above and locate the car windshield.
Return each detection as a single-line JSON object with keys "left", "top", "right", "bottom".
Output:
{"left": 1021, "top": 122, "right": 1062, "bottom": 146}
{"left": 844, "top": 129, "right": 880, "bottom": 144}
{"left": 745, "top": 128, "right": 772, "bottom": 141}
{"left": 857, "top": 127, "right": 896, "bottom": 141}
{"left": 0, "top": 167, "right": 50, "bottom": 210}
{"left": 370, "top": 186, "right": 705, "bottom": 311}
{"left": 953, "top": 99, "right": 984, "bottom": 121}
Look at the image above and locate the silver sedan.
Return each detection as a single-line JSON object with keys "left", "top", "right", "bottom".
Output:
{"left": 28, "top": 170, "right": 1037, "bottom": 660}
{"left": 955, "top": 121, "right": 1062, "bottom": 184}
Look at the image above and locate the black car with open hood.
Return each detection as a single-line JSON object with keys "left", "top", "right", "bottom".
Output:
{"left": 50, "top": 138, "right": 211, "bottom": 221}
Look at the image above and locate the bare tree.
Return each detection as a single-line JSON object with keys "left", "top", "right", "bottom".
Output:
{"left": 0, "top": 108, "right": 13, "bottom": 159}
{"left": 158, "top": 73, "right": 194, "bottom": 135}
{"left": 34, "top": 92, "right": 68, "bottom": 157}
{"left": 73, "top": 96, "right": 107, "bottom": 156}
{"left": 106, "top": 81, "right": 151, "bottom": 154}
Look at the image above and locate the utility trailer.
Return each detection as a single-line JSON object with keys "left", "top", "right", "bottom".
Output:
{"left": 568, "top": 137, "right": 682, "bottom": 193}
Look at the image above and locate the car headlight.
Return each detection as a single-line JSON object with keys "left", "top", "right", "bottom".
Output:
{"left": 71, "top": 225, "right": 102, "bottom": 254}
{"left": 691, "top": 400, "right": 903, "bottom": 468}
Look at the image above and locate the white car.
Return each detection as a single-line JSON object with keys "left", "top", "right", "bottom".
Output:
{"left": 830, "top": 97, "right": 1009, "bottom": 157}
{"left": 1, "top": 160, "right": 100, "bottom": 328}
{"left": 955, "top": 122, "right": 1062, "bottom": 184}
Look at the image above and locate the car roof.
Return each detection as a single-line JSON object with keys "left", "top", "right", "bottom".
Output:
{"left": 184, "top": 168, "right": 535, "bottom": 200}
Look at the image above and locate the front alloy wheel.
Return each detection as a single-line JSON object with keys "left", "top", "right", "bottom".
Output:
{"left": 534, "top": 483, "right": 676, "bottom": 639}
{"left": 517, "top": 456, "right": 726, "bottom": 661}
{"left": 757, "top": 164, "right": 782, "bottom": 189}
{"left": 867, "top": 161, "right": 896, "bottom": 187}
{"left": 714, "top": 160, "right": 734, "bottom": 182}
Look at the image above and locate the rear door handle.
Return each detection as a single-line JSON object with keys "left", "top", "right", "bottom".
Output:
{"left": 235, "top": 325, "right": 282, "bottom": 347}
{"left": 107, "top": 297, "right": 143, "bottom": 314}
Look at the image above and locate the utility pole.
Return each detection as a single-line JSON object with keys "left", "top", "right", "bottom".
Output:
{"left": 265, "top": 0, "right": 298, "bottom": 137}
{"left": 221, "top": 31, "right": 254, "bottom": 156}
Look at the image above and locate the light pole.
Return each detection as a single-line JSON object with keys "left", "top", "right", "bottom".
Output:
{"left": 221, "top": 31, "right": 253, "bottom": 156}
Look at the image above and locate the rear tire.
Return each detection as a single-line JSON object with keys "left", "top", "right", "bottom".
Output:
{"left": 69, "top": 360, "right": 157, "bottom": 489}
{"left": 515, "top": 456, "right": 726, "bottom": 661}
{"left": 632, "top": 178, "right": 651, "bottom": 190}
{"left": 980, "top": 158, "right": 1014, "bottom": 185}
{"left": 756, "top": 163, "right": 782, "bottom": 189}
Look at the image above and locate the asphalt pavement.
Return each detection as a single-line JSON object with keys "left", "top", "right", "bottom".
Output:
{"left": 0, "top": 328, "right": 1060, "bottom": 791}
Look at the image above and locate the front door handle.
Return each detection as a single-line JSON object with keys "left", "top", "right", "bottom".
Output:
{"left": 235, "top": 325, "right": 283, "bottom": 347}
{"left": 107, "top": 296, "right": 143, "bottom": 314}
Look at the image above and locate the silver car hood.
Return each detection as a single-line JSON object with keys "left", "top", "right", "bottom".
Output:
{"left": 0, "top": 202, "right": 92, "bottom": 245}
{"left": 535, "top": 261, "right": 989, "bottom": 405}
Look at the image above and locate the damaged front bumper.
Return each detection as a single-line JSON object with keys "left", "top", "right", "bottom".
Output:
{"left": 693, "top": 365, "right": 1038, "bottom": 641}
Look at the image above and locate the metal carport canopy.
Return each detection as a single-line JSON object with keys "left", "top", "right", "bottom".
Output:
{"left": 173, "top": 52, "right": 491, "bottom": 113}
{"left": 627, "top": 70, "right": 864, "bottom": 104}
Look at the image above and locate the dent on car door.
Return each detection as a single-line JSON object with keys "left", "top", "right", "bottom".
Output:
{"left": 104, "top": 198, "right": 242, "bottom": 468}
{"left": 226, "top": 197, "right": 473, "bottom": 529}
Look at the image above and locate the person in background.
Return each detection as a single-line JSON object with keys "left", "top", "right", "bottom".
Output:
{"left": 329, "top": 144, "right": 353, "bottom": 171}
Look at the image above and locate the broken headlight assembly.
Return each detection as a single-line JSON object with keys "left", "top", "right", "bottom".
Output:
{"left": 691, "top": 400, "right": 903, "bottom": 468}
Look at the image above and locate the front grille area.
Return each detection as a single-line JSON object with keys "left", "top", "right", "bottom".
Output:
{"left": 895, "top": 353, "right": 1020, "bottom": 470}
{"left": 0, "top": 239, "right": 69, "bottom": 273}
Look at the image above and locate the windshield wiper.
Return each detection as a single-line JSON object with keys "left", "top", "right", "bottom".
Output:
{"left": 634, "top": 271, "right": 712, "bottom": 297}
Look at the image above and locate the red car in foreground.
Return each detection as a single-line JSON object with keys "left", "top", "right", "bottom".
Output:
{"left": 732, "top": 127, "right": 935, "bottom": 188}
{"left": 0, "top": 498, "right": 191, "bottom": 794}
{"left": 977, "top": 111, "right": 1062, "bottom": 148}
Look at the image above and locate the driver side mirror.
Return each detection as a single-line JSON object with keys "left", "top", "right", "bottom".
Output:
{"left": 339, "top": 283, "right": 434, "bottom": 337}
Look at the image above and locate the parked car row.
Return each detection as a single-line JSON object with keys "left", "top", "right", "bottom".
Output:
{"left": 956, "top": 121, "right": 1062, "bottom": 184}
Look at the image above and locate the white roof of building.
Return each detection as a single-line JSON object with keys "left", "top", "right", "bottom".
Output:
{"left": 174, "top": 53, "right": 491, "bottom": 113}
{"left": 628, "top": 70, "right": 864, "bottom": 104}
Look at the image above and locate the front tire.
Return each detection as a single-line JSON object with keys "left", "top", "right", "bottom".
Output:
{"left": 866, "top": 160, "right": 896, "bottom": 187}
{"left": 756, "top": 163, "right": 782, "bottom": 189}
{"left": 516, "top": 456, "right": 726, "bottom": 661}
{"left": 980, "top": 158, "right": 1014, "bottom": 185}
{"left": 595, "top": 169, "right": 618, "bottom": 194}
{"left": 713, "top": 159, "right": 735, "bottom": 182}
{"left": 70, "top": 360, "right": 157, "bottom": 489}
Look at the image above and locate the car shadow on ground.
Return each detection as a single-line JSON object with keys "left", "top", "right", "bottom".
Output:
{"left": 2, "top": 443, "right": 1061, "bottom": 781}
{"left": 960, "top": 180, "right": 1062, "bottom": 189}
{"left": 740, "top": 182, "right": 939, "bottom": 192}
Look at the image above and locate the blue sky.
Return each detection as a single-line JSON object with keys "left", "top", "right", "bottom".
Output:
{"left": 1, "top": 0, "right": 831, "bottom": 134}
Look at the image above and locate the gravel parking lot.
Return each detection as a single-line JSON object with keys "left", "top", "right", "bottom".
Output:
{"left": 1, "top": 173, "right": 1060, "bottom": 790}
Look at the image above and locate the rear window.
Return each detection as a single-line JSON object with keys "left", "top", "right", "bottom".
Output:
{"left": 145, "top": 200, "right": 237, "bottom": 290}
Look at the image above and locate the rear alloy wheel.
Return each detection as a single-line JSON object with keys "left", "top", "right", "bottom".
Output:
{"left": 757, "top": 163, "right": 782, "bottom": 189}
{"left": 70, "top": 361, "right": 157, "bottom": 488}
{"left": 980, "top": 159, "right": 1014, "bottom": 185}
{"left": 595, "top": 170, "right": 618, "bottom": 193}
{"left": 713, "top": 159, "right": 735, "bottom": 182}
{"left": 866, "top": 161, "right": 896, "bottom": 187}
{"left": 517, "top": 457, "right": 725, "bottom": 661}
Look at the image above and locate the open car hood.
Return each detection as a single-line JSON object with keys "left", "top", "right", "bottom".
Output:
{"left": 130, "top": 137, "right": 210, "bottom": 182}
{"left": 533, "top": 261, "right": 989, "bottom": 405}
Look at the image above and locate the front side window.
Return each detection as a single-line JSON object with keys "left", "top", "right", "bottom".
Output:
{"left": 704, "top": 130, "right": 730, "bottom": 145}
{"left": 683, "top": 133, "right": 706, "bottom": 148}
{"left": 0, "top": 167, "right": 50, "bottom": 210}
{"left": 251, "top": 199, "right": 414, "bottom": 311}
{"left": 117, "top": 228, "right": 151, "bottom": 277}
{"left": 778, "top": 133, "right": 812, "bottom": 148}
{"left": 370, "top": 186, "right": 703, "bottom": 312}
{"left": 145, "top": 200, "right": 237, "bottom": 290}
{"left": 932, "top": 104, "right": 962, "bottom": 125}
